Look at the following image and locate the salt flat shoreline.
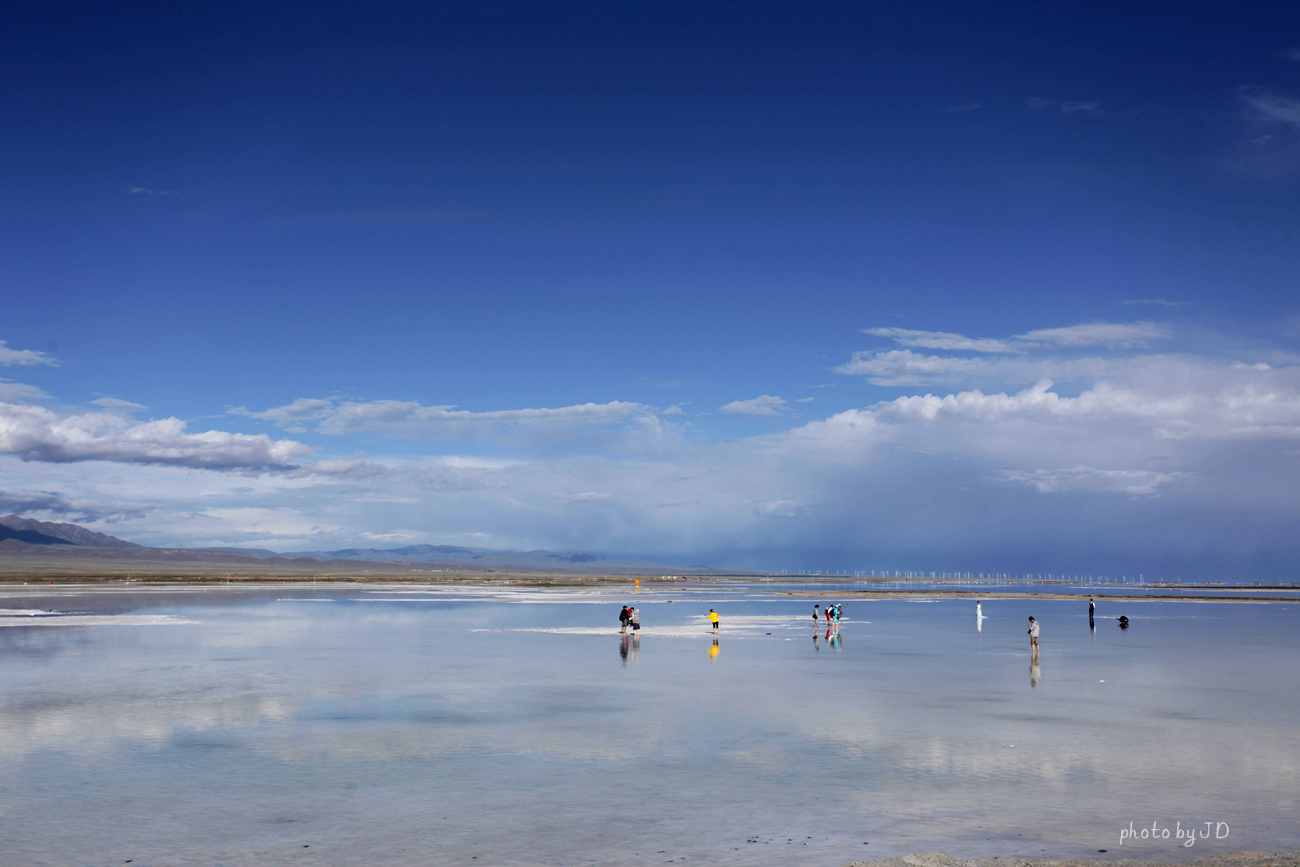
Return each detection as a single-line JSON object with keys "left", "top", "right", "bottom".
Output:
{"left": 0, "top": 578, "right": 1297, "bottom": 606}
{"left": 781, "top": 590, "right": 1300, "bottom": 604}
{"left": 845, "top": 851, "right": 1300, "bottom": 867}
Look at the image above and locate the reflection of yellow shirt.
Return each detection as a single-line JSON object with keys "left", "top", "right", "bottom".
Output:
{"left": 709, "top": 642, "right": 719, "bottom": 658}
{"left": 709, "top": 611, "right": 719, "bottom": 624}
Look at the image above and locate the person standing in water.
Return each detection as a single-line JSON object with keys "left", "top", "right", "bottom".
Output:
{"left": 619, "top": 605, "right": 629, "bottom": 634}
{"left": 629, "top": 607, "right": 641, "bottom": 634}
{"left": 1088, "top": 597, "right": 1096, "bottom": 618}
{"left": 976, "top": 600, "right": 982, "bottom": 616}
{"left": 813, "top": 604, "right": 820, "bottom": 624}
{"left": 1027, "top": 616, "right": 1040, "bottom": 658}
{"left": 708, "top": 608, "right": 720, "bottom": 633}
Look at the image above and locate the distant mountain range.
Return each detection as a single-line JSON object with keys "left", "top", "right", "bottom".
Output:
{"left": 202, "top": 543, "right": 669, "bottom": 569}
{"left": 0, "top": 515, "right": 142, "bottom": 548}
{"left": 0, "top": 515, "right": 697, "bottom": 572}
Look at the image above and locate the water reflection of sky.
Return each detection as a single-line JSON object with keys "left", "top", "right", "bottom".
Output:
{"left": 0, "top": 584, "right": 1296, "bottom": 866}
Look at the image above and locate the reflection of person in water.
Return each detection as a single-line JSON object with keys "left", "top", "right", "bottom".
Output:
{"left": 619, "top": 634, "right": 631, "bottom": 666}
{"left": 828, "top": 631, "right": 842, "bottom": 651}
{"left": 812, "top": 630, "right": 820, "bottom": 652}
{"left": 1117, "top": 615, "right": 1129, "bottom": 629}
{"left": 1030, "top": 658, "right": 1041, "bottom": 687}
{"left": 710, "top": 636, "right": 719, "bottom": 660}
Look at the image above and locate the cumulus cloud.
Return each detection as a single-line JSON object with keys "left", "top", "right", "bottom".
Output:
{"left": 0, "top": 402, "right": 312, "bottom": 469}
{"left": 862, "top": 328, "right": 1019, "bottom": 353}
{"left": 870, "top": 370, "right": 1300, "bottom": 439}
{"left": 9, "top": 326, "right": 1300, "bottom": 578}
{"left": 0, "top": 341, "right": 58, "bottom": 367}
{"left": 720, "top": 395, "right": 788, "bottom": 416}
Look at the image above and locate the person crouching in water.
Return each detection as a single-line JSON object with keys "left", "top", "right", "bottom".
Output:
{"left": 1027, "top": 616, "right": 1040, "bottom": 658}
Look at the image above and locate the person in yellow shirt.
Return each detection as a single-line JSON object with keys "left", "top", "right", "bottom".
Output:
{"left": 708, "top": 608, "right": 720, "bottom": 633}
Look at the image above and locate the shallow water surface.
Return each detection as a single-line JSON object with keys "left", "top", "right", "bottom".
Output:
{"left": 0, "top": 584, "right": 1296, "bottom": 866}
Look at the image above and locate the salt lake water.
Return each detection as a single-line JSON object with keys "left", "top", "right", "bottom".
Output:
{"left": 0, "top": 582, "right": 1297, "bottom": 866}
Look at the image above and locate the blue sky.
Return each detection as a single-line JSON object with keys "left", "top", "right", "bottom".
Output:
{"left": 3, "top": 1, "right": 1300, "bottom": 576}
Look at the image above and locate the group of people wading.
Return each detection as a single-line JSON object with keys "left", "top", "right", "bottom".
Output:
{"left": 814, "top": 603, "right": 844, "bottom": 632}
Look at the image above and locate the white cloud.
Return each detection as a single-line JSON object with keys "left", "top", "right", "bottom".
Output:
{"left": 997, "top": 466, "right": 1191, "bottom": 497}
{"left": 9, "top": 329, "right": 1300, "bottom": 577}
{"left": 358, "top": 529, "right": 427, "bottom": 544}
{"left": 1014, "top": 322, "right": 1169, "bottom": 347}
{"left": 319, "top": 399, "right": 647, "bottom": 437}
{"left": 0, "top": 341, "right": 57, "bottom": 367}
{"left": 862, "top": 327, "right": 1019, "bottom": 353}
{"left": 836, "top": 349, "right": 1113, "bottom": 387}
{"left": 753, "top": 497, "right": 810, "bottom": 517}
{"left": 200, "top": 508, "right": 344, "bottom": 540}
{"left": 90, "top": 397, "right": 148, "bottom": 412}
{"left": 237, "top": 397, "right": 666, "bottom": 444}
{"left": 1027, "top": 98, "right": 1102, "bottom": 115}
{"left": 859, "top": 322, "right": 1170, "bottom": 361}
{"left": 0, "top": 402, "right": 312, "bottom": 469}
{"left": 0, "top": 488, "right": 148, "bottom": 522}
{"left": 720, "top": 395, "right": 788, "bottom": 416}
{"left": 0, "top": 380, "right": 51, "bottom": 402}
{"left": 1240, "top": 88, "right": 1300, "bottom": 129}
{"left": 229, "top": 398, "right": 336, "bottom": 432}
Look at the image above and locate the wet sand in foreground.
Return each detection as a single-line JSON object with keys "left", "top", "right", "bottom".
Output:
{"left": 847, "top": 852, "right": 1300, "bottom": 867}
